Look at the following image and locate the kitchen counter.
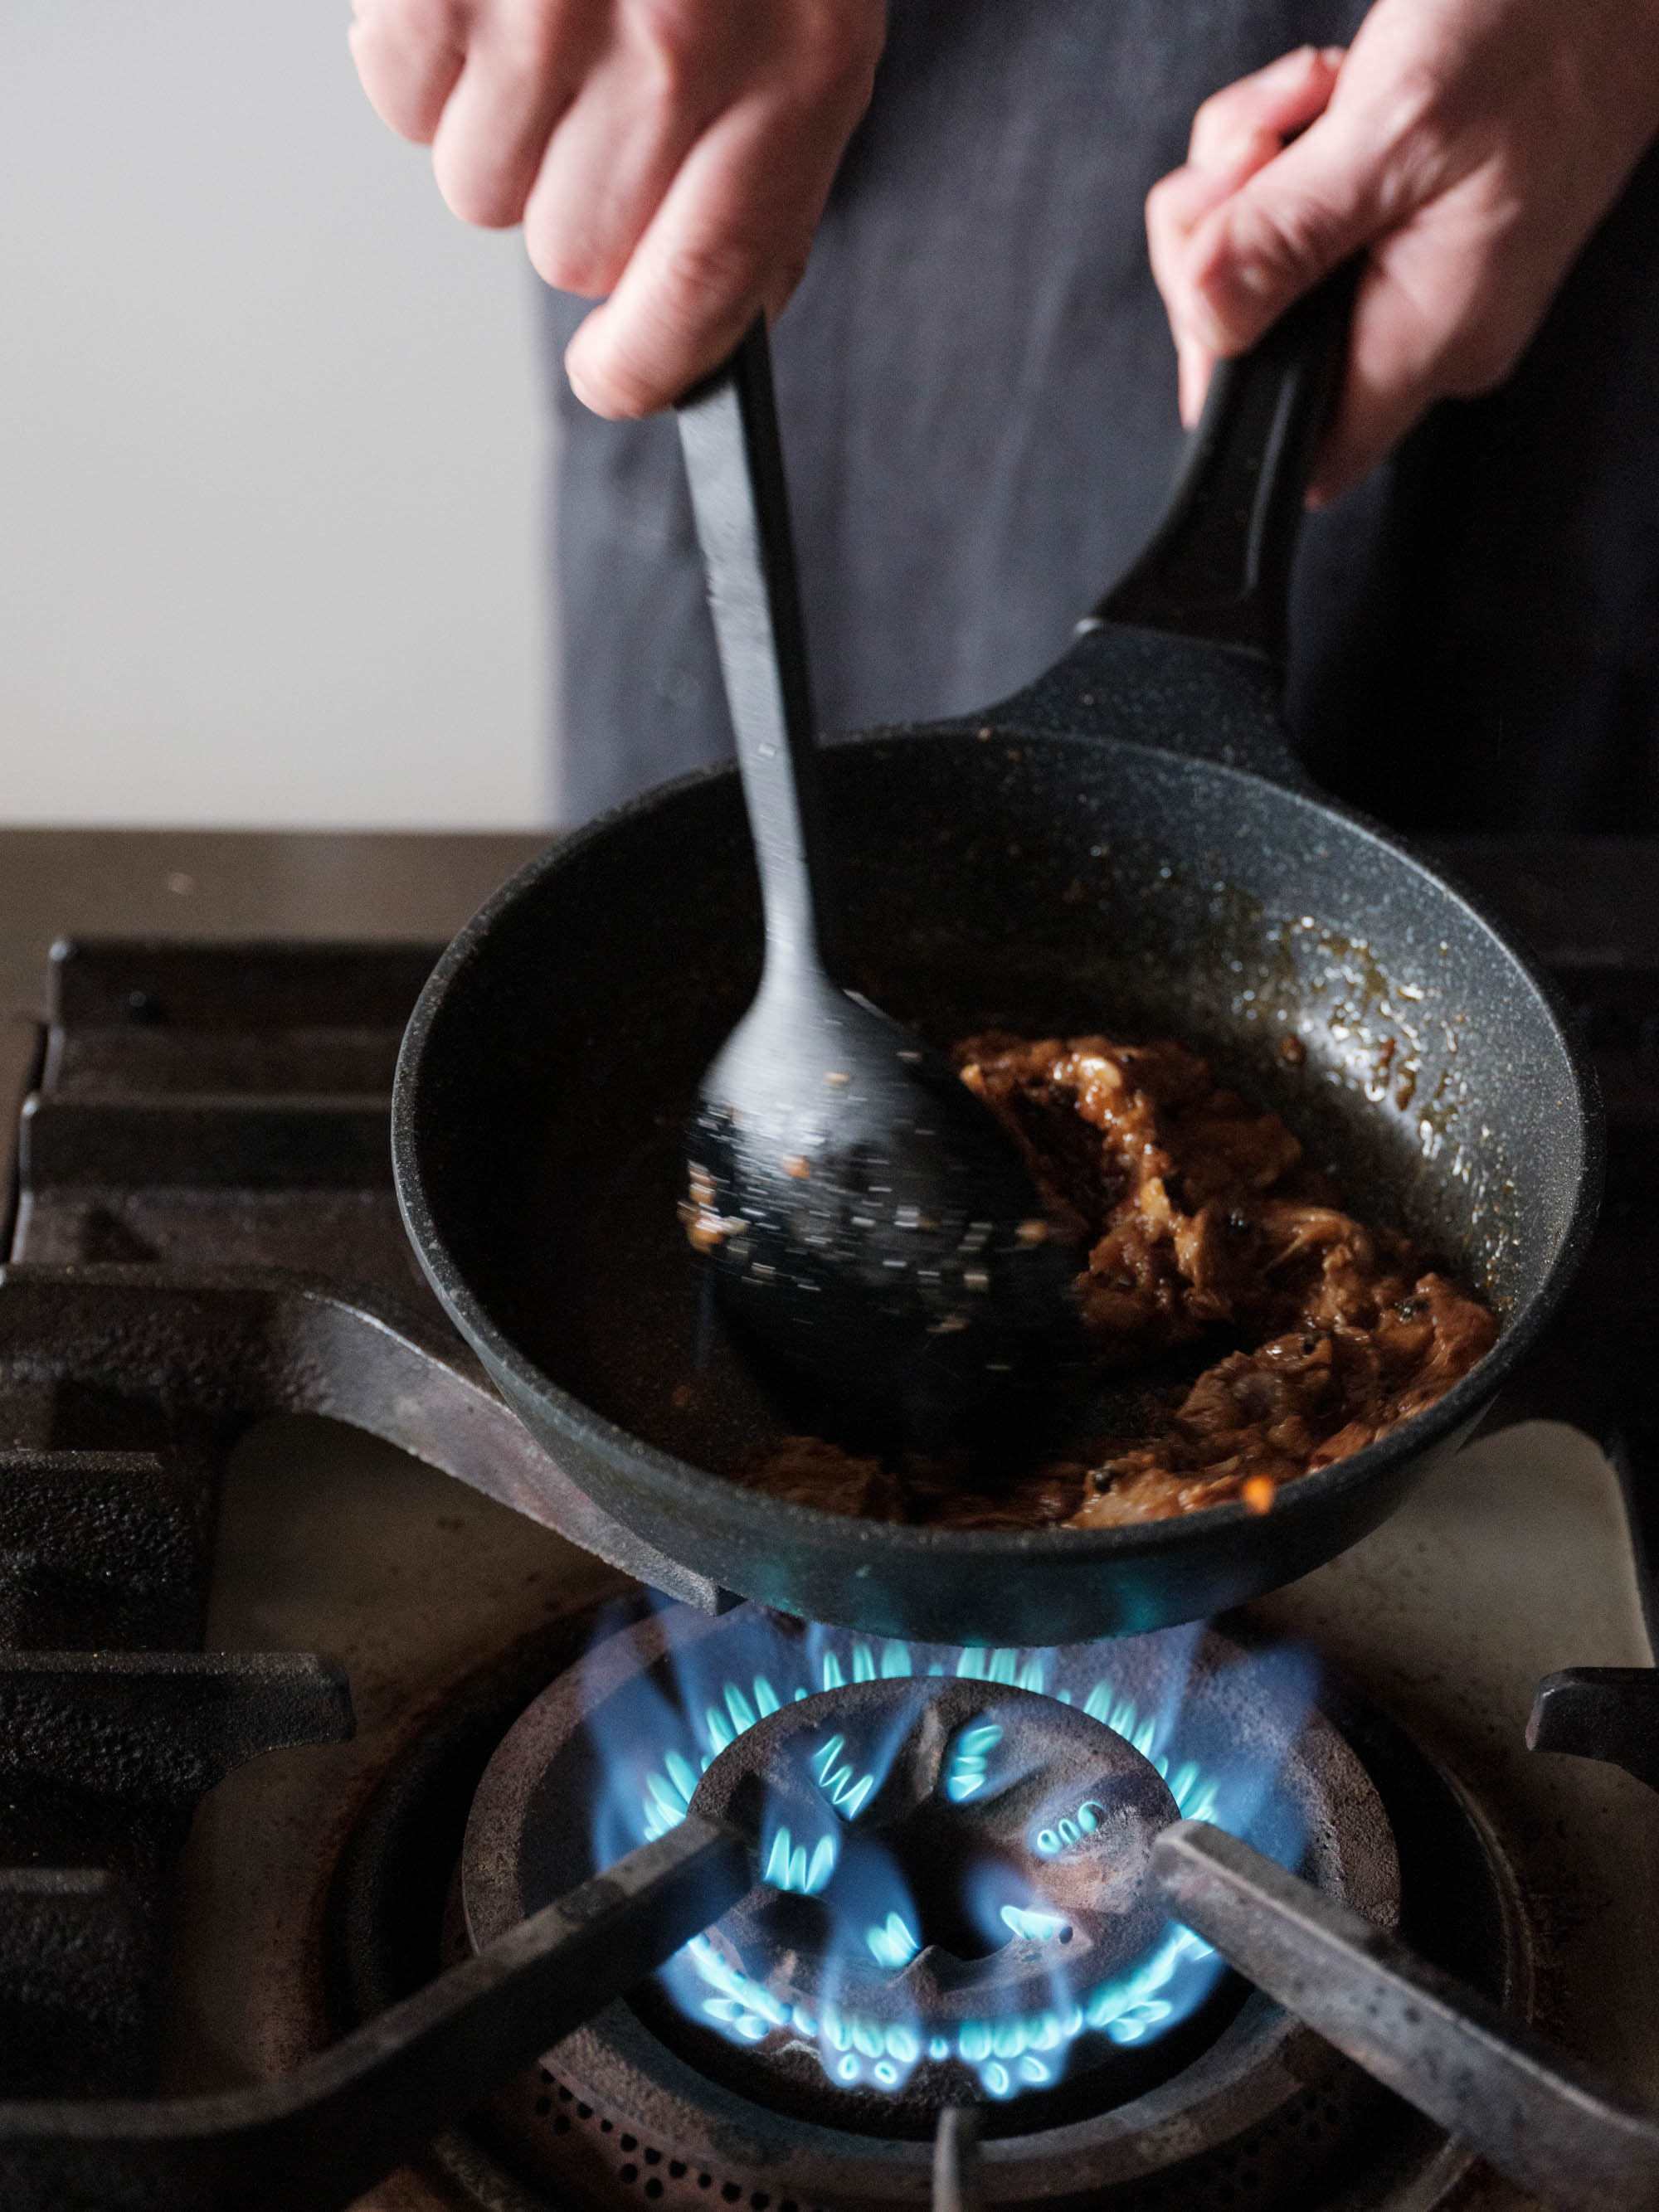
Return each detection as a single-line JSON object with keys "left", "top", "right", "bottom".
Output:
{"left": 0, "top": 828, "right": 547, "bottom": 1019}
{"left": 0, "top": 829, "right": 1649, "bottom": 1027}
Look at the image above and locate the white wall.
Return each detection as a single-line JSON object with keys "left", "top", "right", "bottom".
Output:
{"left": 0, "top": 2, "right": 552, "bottom": 829}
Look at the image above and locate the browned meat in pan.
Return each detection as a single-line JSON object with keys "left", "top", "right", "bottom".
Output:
{"left": 732, "top": 1032, "right": 1496, "bottom": 1529}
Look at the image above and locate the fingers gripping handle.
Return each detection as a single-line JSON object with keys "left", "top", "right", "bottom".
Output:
{"left": 1095, "top": 262, "right": 1359, "bottom": 664}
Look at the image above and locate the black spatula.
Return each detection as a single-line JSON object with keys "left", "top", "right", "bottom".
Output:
{"left": 674, "top": 321, "right": 1080, "bottom": 1455}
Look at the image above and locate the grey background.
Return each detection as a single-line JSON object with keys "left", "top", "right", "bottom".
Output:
{"left": 0, "top": 1, "right": 551, "bottom": 829}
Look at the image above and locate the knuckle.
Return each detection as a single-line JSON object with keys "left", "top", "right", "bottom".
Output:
{"left": 1360, "top": 57, "right": 1452, "bottom": 187}
{"left": 1233, "top": 194, "right": 1338, "bottom": 284}
{"left": 353, "top": 0, "right": 446, "bottom": 36}
{"left": 351, "top": 0, "right": 466, "bottom": 129}
{"left": 525, "top": 218, "right": 610, "bottom": 296}
{"left": 659, "top": 231, "right": 761, "bottom": 314}
{"left": 1440, "top": 314, "right": 1525, "bottom": 396}
{"left": 1144, "top": 169, "right": 1192, "bottom": 242}
{"left": 629, "top": 0, "right": 710, "bottom": 102}
{"left": 493, "top": 0, "right": 566, "bottom": 61}
{"left": 1375, "top": 55, "right": 1445, "bottom": 140}
{"left": 1190, "top": 86, "right": 1234, "bottom": 147}
{"left": 789, "top": 1, "right": 884, "bottom": 98}
{"left": 491, "top": 0, "right": 567, "bottom": 75}
{"left": 1143, "top": 189, "right": 1185, "bottom": 278}
{"left": 434, "top": 146, "right": 526, "bottom": 229}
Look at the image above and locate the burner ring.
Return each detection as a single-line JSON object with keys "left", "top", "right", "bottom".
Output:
{"left": 460, "top": 1599, "right": 1412, "bottom": 2202}
{"left": 686, "top": 1674, "right": 1180, "bottom": 2044}
{"left": 690, "top": 1672, "right": 1185, "bottom": 2008}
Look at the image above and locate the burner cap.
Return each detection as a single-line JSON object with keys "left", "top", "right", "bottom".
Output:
{"left": 688, "top": 1675, "right": 1180, "bottom": 2036}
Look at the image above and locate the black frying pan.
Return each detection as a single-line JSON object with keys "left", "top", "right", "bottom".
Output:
{"left": 392, "top": 284, "right": 1600, "bottom": 1646}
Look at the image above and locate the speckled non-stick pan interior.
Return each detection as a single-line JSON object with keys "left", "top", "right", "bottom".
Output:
{"left": 394, "top": 683, "right": 1599, "bottom": 1643}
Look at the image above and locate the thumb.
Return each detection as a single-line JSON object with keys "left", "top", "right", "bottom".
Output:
{"left": 1180, "top": 108, "right": 1399, "bottom": 357}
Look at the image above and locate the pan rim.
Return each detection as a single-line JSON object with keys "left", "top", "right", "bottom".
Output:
{"left": 392, "top": 727, "right": 1604, "bottom": 1570}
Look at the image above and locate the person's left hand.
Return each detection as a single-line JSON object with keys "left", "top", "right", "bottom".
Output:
{"left": 1146, "top": 3, "right": 1659, "bottom": 504}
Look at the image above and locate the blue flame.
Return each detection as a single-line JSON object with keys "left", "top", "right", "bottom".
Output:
{"left": 578, "top": 1607, "right": 1317, "bottom": 2107}
{"left": 1000, "top": 1905, "right": 1067, "bottom": 1942}
{"left": 867, "top": 1912, "right": 921, "bottom": 1968}
{"left": 761, "top": 1826, "right": 837, "bottom": 1894}
{"left": 810, "top": 1732, "right": 878, "bottom": 1817}
{"left": 944, "top": 1722, "right": 1003, "bottom": 1802}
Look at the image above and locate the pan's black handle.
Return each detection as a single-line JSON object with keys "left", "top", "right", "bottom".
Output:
{"left": 1530, "top": 1669, "right": 1659, "bottom": 1792}
{"left": 1091, "top": 261, "right": 1360, "bottom": 665}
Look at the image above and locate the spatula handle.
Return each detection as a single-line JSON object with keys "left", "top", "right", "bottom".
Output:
{"left": 1093, "top": 261, "right": 1360, "bottom": 665}
{"left": 676, "top": 319, "right": 831, "bottom": 976}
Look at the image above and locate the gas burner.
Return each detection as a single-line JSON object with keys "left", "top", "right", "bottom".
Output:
{"left": 436, "top": 1597, "right": 1481, "bottom": 2210}
{"left": 674, "top": 1675, "right": 1179, "bottom": 2124}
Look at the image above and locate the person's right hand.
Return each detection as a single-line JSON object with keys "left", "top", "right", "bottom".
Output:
{"left": 1145, "top": 3, "right": 1659, "bottom": 505}
{"left": 349, "top": 0, "right": 886, "bottom": 419}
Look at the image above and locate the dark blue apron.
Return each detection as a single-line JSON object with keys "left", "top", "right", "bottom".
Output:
{"left": 540, "top": 0, "right": 1659, "bottom": 834}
